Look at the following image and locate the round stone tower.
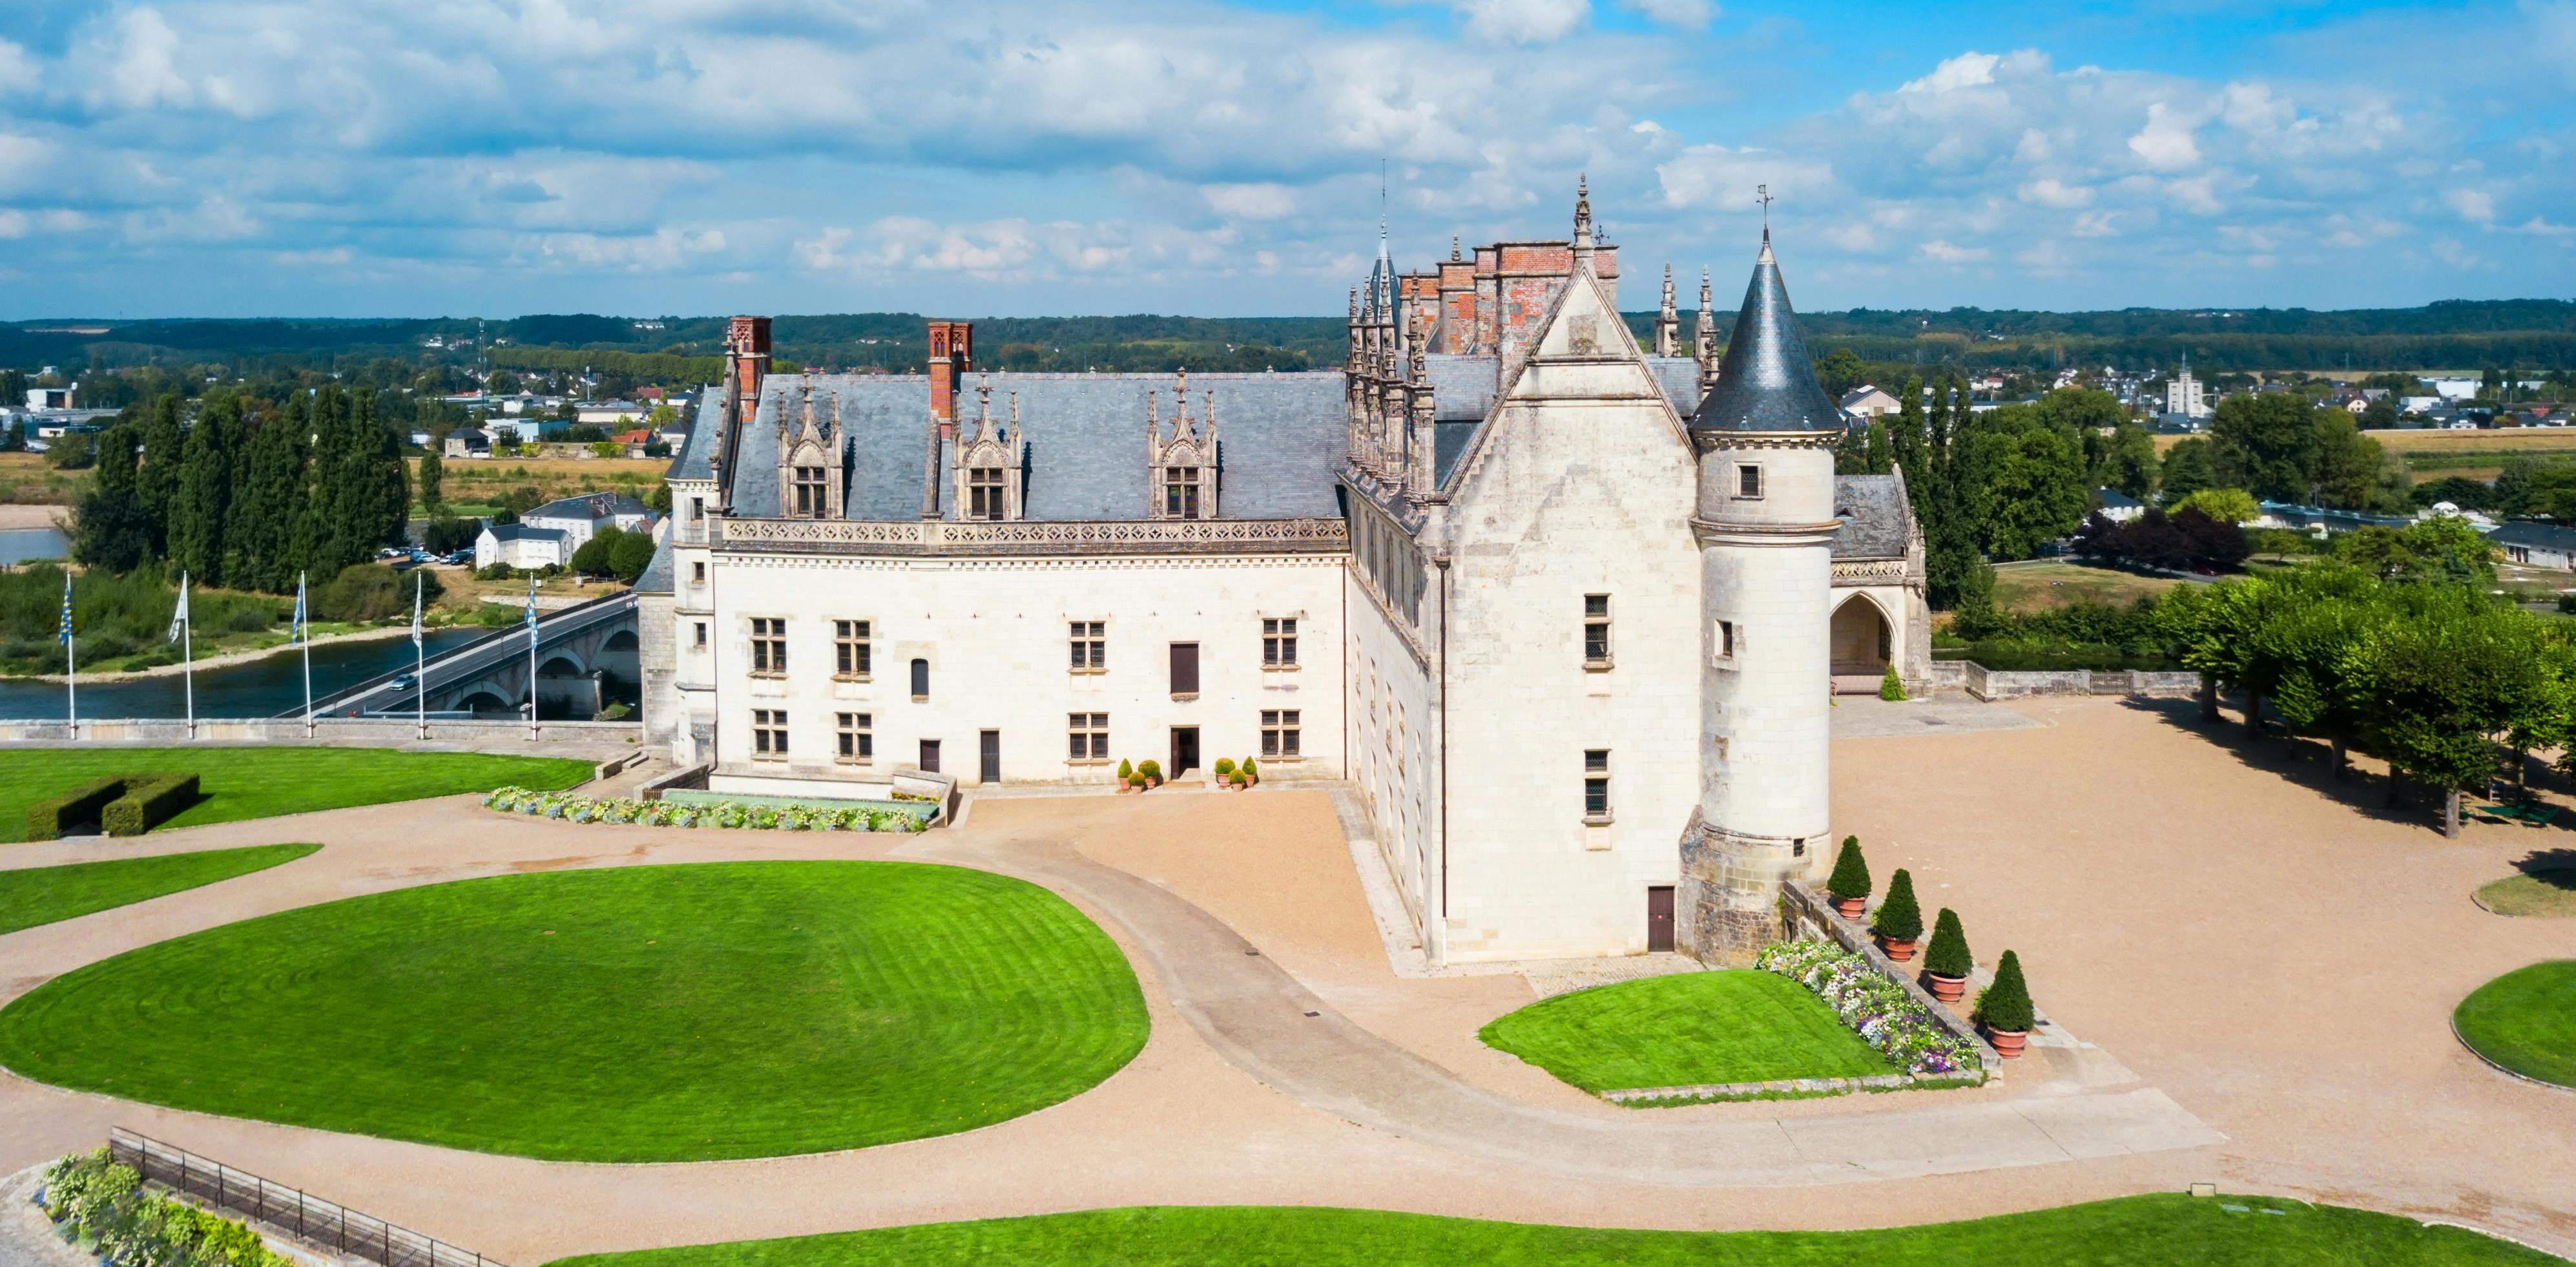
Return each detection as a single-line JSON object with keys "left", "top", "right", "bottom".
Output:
{"left": 1675, "top": 229, "right": 1844, "bottom": 963}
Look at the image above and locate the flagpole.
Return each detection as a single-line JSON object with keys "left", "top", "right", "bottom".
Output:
{"left": 176, "top": 573, "right": 193, "bottom": 741}
{"left": 61, "top": 574, "right": 75, "bottom": 742}
{"left": 526, "top": 576, "right": 539, "bottom": 741}
{"left": 299, "top": 572, "right": 313, "bottom": 738}
{"left": 413, "top": 572, "right": 427, "bottom": 741}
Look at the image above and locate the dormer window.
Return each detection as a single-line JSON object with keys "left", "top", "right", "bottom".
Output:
{"left": 951, "top": 376, "right": 1025, "bottom": 523}
{"left": 1163, "top": 466, "right": 1201, "bottom": 519}
{"left": 793, "top": 466, "right": 827, "bottom": 516}
{"left": 968, "top": 467, "right": 1006, "bottom": 520}
{"left": 776, "top": 380, "right": 843, "bottom": 519}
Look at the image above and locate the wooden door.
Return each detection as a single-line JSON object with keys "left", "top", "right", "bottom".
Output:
{"left": 919, "top": 738, "right": 940, "bottom": 773}
{"left": 1169, "top": 642, "right": 1200, "bottom": 696}
{"left": 979, "top": 730, "right": 1000, "bottom": 783}
{"left": 1646, "top": 886, "right": 1676, "bottom": 952}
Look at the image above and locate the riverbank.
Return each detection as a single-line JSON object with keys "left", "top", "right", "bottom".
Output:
{"left": 14, "top": 623, "right": 485, "bottom": 684}
{"left": 0, "top": 505, "right": 68, "bottom": 530}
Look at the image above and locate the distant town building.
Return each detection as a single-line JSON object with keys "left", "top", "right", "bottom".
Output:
{"left": 2093, "top": 488, "right": 2145, "bottom": 523}
{"left": 2490, "top": 521, "right": 2576, "bottom": 571}
{"left": 444, "top": 428, "right": 492, "bottom": 459}
{"left": 2163, "top": 357, "right": 2208, "bottom": 421}
{"left": 1838, "top": 384, "right": 1900, "bottom": 423}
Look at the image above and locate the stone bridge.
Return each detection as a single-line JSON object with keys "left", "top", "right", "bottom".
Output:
{"left": 289, "top": 591, "right": 640, "bottom": 721}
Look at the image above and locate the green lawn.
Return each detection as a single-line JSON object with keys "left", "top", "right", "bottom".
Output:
{"left": 0, "top": 747, "right": 594, "bottom": 843}
{"left": 1477, "top": 970, "right": 1894, "bottom": 1094}
{"left": 540, "top": 1195, "right": 2558, "bottom": 1267}
{"left": 0, "top": 843, "right": 320, "bottom": 936}
{"left": 2475, "top": 869, "right": 2576, "bottom": 919}
{"left": 0, "top": 861, "right": 1148, "bottom": 1161}
{"left": 2453, "top": 960, "right": 2576, "bottom": 1089}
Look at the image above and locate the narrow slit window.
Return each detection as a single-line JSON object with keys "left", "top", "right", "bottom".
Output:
{"left": 1583, "top": 749, "right": 1610, "bottom": 819}
{"left": 1583, "top": 594, "right": 1611, "bottom": 665}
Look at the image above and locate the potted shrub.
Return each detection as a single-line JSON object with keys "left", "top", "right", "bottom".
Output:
{"left": 1826, "top": 835, "right": 1871, "bottom": 919}
{"left": 1241, "top": 759, "right": 1259, "bottom": 786}
{"left": 1922, "top": 907, "right": 1972, "bottom": 1003}
{"left": 1973, "top": 949, "right": 2035, "bottom": 1058}
{"left": 1871, "top": 868, "right": 1924, "bottom": 961}
{"left": 1214, "top": 757, "right": 1236, "bottom": 789}
{"left": 1231, "top": 769, "right": 1250, "bottom": 789}
{"left": 1878, "top": 665, "right": 1907, "bottom": 702}
{"left": 1140, "top": 759, "right": 1163, "bottom": 789}
{"left": 1116, "top": 759, "right": 1134, "bottom": 793}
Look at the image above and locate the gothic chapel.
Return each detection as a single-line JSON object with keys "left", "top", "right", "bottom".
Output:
{"left": 639, "top": 184, "right": 1929, "bottom": 965}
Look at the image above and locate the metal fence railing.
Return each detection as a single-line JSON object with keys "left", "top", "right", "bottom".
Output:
{"left": 109, "top": 1128, "right": 508, "bottom": 1267}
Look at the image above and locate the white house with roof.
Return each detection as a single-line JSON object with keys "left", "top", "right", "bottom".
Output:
{"left": 475, "top": 493, "right": 658, "bottom": 571}
{"left": 632, "top": 187, "right": 1928, "bottom": 967}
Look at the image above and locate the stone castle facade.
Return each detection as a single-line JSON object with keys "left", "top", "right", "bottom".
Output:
{"left": 637, "top": 186, "right": 1929, "bottom": 965}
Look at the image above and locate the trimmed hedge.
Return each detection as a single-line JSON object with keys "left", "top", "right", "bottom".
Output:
{"left": 1827, "top": 835, "right": 1871, "bottom": 901}
{"left": 1924, "top": 908, "right": 1973, "bottom": 979}
{"left": 102, "top": 773, "right": 200, "bottom": 837}
{"left": 1872, "top": 868, "right": 1924, "bottom": 941}
{"left": 1975, "top": 949, "right": 2035, "bottom": 1032}
{"left": 25, "top": 776, "right": 131, "bottom": 841}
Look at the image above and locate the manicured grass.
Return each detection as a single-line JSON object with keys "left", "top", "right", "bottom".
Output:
{"left": 2453, "top": 960, "right": 2576, "bottom": 1089}
{"left": 1991, "top": 561, "right": 2180, "bottom": 614}
{"left": 0, "top": 843, "right": 320, "bottom": 936}
{"left": 2474, "top": 869, "right": 2576, "bottom": 919}
{"left": 0, "top": 861, "right": 1148, "bottom": 1161}
{"left": 0, "top": 747, "right": 594, "bottom": 843}
{"left": 539, "top": 1195, "right": 2559, "bottom": 1267}
{"left": 1477, "top": 970, "right": 1893, "bottom": 1094}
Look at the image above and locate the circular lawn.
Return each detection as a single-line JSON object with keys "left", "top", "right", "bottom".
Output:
{"left": 2452, "top": 960, "right": 2576, "bottom": 1090}
{"left": 0, "top": 861, "right": 1148, "bottom": 1162}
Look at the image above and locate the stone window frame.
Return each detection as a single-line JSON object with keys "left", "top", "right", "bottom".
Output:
{"left": 1736, "top": 463, "right": 1764, "bottom": 499}
{"left": 751, "top": 709, "right": 789, "bottom": 760}
{"left": 692, "top": 622, "right": 707, "bottom": 649}
{"left": 1261, "top": 708, "right": 1302, "bottom": 760}
{"left": 1069, "top": 620, "right": 1108, "bottom": 674}
{"left": 1582, "top": 593, "right": 1613, "bottom": 671}
{"left": 1583, "top": 748, "right": 1612, "bottom": 824}
{"left": 791, "top": 465, "right": 829, "bottom": 517}
{"left": 749, "top": 616, "right": 787, "bottom": 677}
{"left": 835, "top": 712, "right": 873, "bottom": 765}
{"left": 1067, "top": 711, "right": 1110, "bottom": 763}
{"left": 833, "top": 618, "right": 873, "bottom": 681}
{"left": 1261, "top": 615, "right": 1299, "bottom": 671}
{"left": 1713, "top": 618, "right": 1741, "bottom": 669}
{"left": 966, "top": 466, "right": 1008, "bottom": 521}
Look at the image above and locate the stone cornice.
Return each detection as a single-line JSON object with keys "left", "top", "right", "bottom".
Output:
{"left": 714, "top": 514, "right": 1349, "bottom": 558}
{"left": 1690, "top": 430, "right": 1840, "bottom": 454}
{"left": 1690, "top": 517, "right": 1842, "bottom": 549}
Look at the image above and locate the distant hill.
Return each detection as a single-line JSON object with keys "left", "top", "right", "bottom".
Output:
{"left": 10, "top": 299, "right": 2576, "bottom": 378}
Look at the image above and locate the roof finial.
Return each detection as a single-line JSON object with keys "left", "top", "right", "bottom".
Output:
{"left": 1572, "top": 172, "right": 1593, "bottom": 247}
{"left": 1451, "top": 234, "right": 1461, "bottom": 262}
{"left": 1756, "top": 183, "right": 1773, "bottom": 244}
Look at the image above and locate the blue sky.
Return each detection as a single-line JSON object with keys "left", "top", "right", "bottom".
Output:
{"left": 1, "top": 0, "right": 2571, "bottom": 319}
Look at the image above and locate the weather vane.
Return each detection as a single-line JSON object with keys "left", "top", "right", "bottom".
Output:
{"left": 1756, "top": 183, "right": 1772, "bottom": 225}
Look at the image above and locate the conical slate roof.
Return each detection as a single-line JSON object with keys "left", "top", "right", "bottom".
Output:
{"left": 1691, "top": 232, "right": 1844, "bottom": 433}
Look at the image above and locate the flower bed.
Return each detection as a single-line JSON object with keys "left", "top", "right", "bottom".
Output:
{"left": 482, "top": 786, "right": 926, "bottom": 833}
{"left": 40, "top": 1147, "right": 289, "bottom": 1267}
{"left": 1756, "top": 939, "right": 1980, "bottom": 1078}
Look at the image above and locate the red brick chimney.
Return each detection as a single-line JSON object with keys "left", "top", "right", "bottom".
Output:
{"left": 726, "top": 316, "right": 771, "bottom": 405}
{"left": 928, "top": 320, "right": 973, "bottom": 423}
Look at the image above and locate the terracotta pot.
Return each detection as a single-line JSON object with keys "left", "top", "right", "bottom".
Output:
{"left": 1988, "top": 1028, "right": 2028, "bottom": 1059}
{"left": 1116, "top": 783, "right": 1132, "bottom": 795}
{"left": 1834, "top": 895, "right": 1867, "bottom": 920}
{"left": 1926, "top": 972, "right": 1967, "bottom": 1003}
{"left": 1878, "top": 936, "right": 1918, "bottom": 962}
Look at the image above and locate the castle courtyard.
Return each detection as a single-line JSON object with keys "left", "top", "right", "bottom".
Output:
{"left": 2, "top": 695, "right": 2570, "bottom": 1262}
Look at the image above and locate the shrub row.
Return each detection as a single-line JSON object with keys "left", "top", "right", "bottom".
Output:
{"left": 25, "top": 775, "right": 130, "bottom": 841}
{"left": 1754, "top": 940, "right": 1980, "bottom": 1077}
{"left": 40, "top": 1147, "right": 289, "bottom": 1267}
{"left": 103, "top": 773, "right": 200, "bottom": 837}
{"left": 483, "top": 786, "right": 928, "bottom": 833}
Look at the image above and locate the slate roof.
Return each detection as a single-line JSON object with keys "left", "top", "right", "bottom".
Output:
{"left": 527, "top": 492, "right": 654, "bottom": 523}
{"left": 727, "top": 372, "right": 1349, "bottom": 521}
{"left": 482, "top": 521, "right": 568, "bottom": 543}
{"left": 2096, "top": 488, "right": 2144, "bottom": 510}
{"left": 635, "top": 536, "right": 675, "bottom": 594}
{"left": 1692, "top": 235, "right": 1843, "bottom": 434}
{"left": 1831, "top": 474, "right": 1911, "bottom": 560}
{"left": 666, "top": 387, "right": 719, "bottom": 481}
{"left": 2488, "top": 519, "right": 2576, "bottom": 554}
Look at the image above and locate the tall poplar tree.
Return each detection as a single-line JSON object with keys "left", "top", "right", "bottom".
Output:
{"left": 134, "top": 393, "right": 185, "bottom": 560}
{"left": 167, "top": 393, "right": 238, "bottom": 585}
{"left": 232, "top": 395, "right": 311, "bottom": 592}
{"left": 72, "top": 424, "right": 153, "bottom": 573}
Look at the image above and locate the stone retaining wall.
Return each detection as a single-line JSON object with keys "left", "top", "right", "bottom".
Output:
{"left": 1931, "top": 659, "right": 2201, "bottom": 702}
{"left": 1601, "top": 1070, "right": 1973, "bottom": 1104}
{"left": 0, "top": 717, "right": 642, "bottom": 756}
{"left": 1780, "top": 879, "right": 2002, "bottom": 1076}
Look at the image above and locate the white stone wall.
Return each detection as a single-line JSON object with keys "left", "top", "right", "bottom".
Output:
{"left": 1698, "top": 441, "right": 1834, "bottom": 874}
{"left": 703, "top": 551, "right": 1345, "bottom": 787}
{"left": 1344, "top": 567, "right": 1442, "bottom": 950}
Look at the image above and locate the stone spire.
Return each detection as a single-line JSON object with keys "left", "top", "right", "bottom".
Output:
{"left": 1570, "top": 173, "right": 1594, "bottom": 272}
{"left": 1691, "top": 232, "right": 1840, "bottom": 433}
{"left": 1694, "top": 266, "right": 1718, "bottom": 385}
{"left": 1656, "top": 264, "right": 1679, "bottom": 357}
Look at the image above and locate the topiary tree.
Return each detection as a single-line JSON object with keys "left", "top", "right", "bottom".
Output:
{"left": 1871, "top": 868, "right": 1924, "bottom": 941}
{"left": 1214, "top": 757, "right": 1235, "bottom": 777}
{"left": 1974, "top": 949, "right": 2034, "bottom": 1032}
{"left": 1879, "top": 665, "right": 1907, "bottom": 701}
{"left": 1241, "top": 759, "right": 1258, "bottom": 784}
{"left": 1117, "top": 759, "right": 1132, "bottom": 782}
{"left": 1139, "top": 759, "right": 1162, "bottom": 783}
{"left": 1827, "top": 835, "right": 1871, "bottom": 901}
{"left": 1924, "top": 907, "right": 1973, "bottom": 978}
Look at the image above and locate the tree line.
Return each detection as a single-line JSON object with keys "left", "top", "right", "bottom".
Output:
{"left": 71, "top": 388, "right": 411, "bottom": 592}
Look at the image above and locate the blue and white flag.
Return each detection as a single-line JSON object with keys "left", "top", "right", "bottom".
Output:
{"left": 56, "top": 574, "right": 72, "bottom": 645}
{"left": 167, "top": 574, "right": 190, "bottom": 644}
{"left": 525, "top": 575, "right": 539, "bottom": 629}
{"left": 410, "top": 573, "right": 424, "bottom": 648}
{"left": 291, "top": 572, "right": 308, "bottom": 641}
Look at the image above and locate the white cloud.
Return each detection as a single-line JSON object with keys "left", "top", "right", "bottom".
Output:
{"left": 2016, "top": 178, "right": 2092, "bottom": 208}
{"left": 1450, "top": 0, "right": 1590, "bottom": 45}
{"left": 1202, "top": 183, "right": 1300, "bottom": 220}
{"left": 2128, "top": 102, "right": 2203, "bottom": 171}
{"left": 1615, "top": 0, "right": 1714, "bottom": 29}
{"left": 1901, "top": 52, "right": 2000, "bottom": 96}
{"left": 1918, "top": 239, "right": 1989, "bottom": 262}
{"left": 1656, "top": 145, "right": 1833, "bottom": 210}
{"left": 2445, "top": 188, "right": 2496, "bottom": 223}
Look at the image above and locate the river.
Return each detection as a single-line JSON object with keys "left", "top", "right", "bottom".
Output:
{"left": 0, "top": 527, "right": 70, "bottom": 565}
{"left": 0, "top": 627, "right": 490, "bottom": 720}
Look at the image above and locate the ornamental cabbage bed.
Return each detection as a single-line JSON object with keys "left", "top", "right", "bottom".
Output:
{"left": 40, "top": 1147, "right": 289, "bottom": 1267}
{"left": 482, "top": 786, "right": 926, "bottom": 833}
{"left": 1756, "top": 939, "right": 1979, "bottom": 1078}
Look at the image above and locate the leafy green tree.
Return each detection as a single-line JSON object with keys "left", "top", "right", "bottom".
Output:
{"left": 2332, "top": 519, "right": 2497, "bottom": 587}
{"left": 1962, "top": 424, "right": 2089, "bottom": 560}
{"left": 1815, "top": 348, "right": 1868, "bottom": 399}
{"left": 572, "top": 525, "right": 626, "bottom": 578}
{"left": 2310, "top": 414, "right": 2385, "bottom": 510}
{"left": 134, "top": 394, "right": 185, "bottom": 558}
{"left": 71, "top": 425, "right": 153, "bottom": 573}
{"left": 609, "top": 529, "right": 656, "bottom": 583}
{"left": 648, "top": 481, "right": 674, "bottom": 514}
{"left": 2172, "top": 487, "right": 2259, "bottom": 524}
{"left": 2340, "top": 592, "right": 2546, "bottom": 837}
{"left": 2209, "top": 392, "right": 2323, "bottom": 501}
{"left": 167, "top": 393, "right": 238, "bottom": 585}
{"left": 2030, "top": 386, "right": 2124, "bottom": 433}
{"left": 417, "top": 446, "right": 444, "bottom": 510}
{"left": 0, "top": 369, "right": 25, "bottom": 406}
{"left": 2088, "top": 423, "right": 2159, "bottom": 499}
{"left": 229, "top": 402, "right": 311, "bottom": 592}
{"left": 1887, "top": 376, "right": 1927, "bottom": 494}
{"left": 2157, "top": 437, "right": 2219, "bottom": 504}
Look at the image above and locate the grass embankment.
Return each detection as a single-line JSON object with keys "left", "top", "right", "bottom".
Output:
{"left": 541, "top": 1195, "right": 2560, "bottom": 1267}
{"left": 2474, "top": 868, "right": 2576, "bottom": 918}
{"left": 0, "top": 861, "right": 1150, "bottom": 1162}
{"left": 2453, "top": 960, "right": 2576, "bottom": 1088}
{"left": 0, "top": 843, "right": 320, "bottom": 935}
{"left": 0, "top": 452, "right": 87, "bottom": 506}
{"left": 421, "top": 456, "right": 667, "bottom": 510}
{"left": 1477, "top": 971, "right": 1893, "bottom": 1094}
{"left": 1991, "top": 561, "right": 2182, "bottom": 615}
{"left": 0, "top": 748, "right": 592, "bottom": 843}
